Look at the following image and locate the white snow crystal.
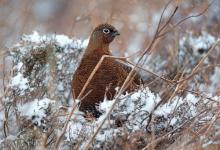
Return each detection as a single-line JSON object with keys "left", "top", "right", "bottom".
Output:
{"left": 17, "top": 98, "right": 54, "bottom": 125}
{"left": 67, "top": 122, "right": 84, "bottom": 141}
{"left": 10, "top": 72, "right": 28, "bottom": 91}
{"left": 185, "top": 93, "right": 198, "bottom": 105}
{"left": 23, "top": 31, "right": 46, "bottom": 43}
{"left": 15, "top": 62, "right": 23, "bottom": 70}
{"left": 170, "top": 118, "right": 177, "bottom": 126}
{"left": 99, "top": 98, "right": 115, "bottom": 112}
{"left": 55, "top": 35, "right": 73, "bottom": 47}
{"left": 27, "top": 31, "right": 41, "bottom": 43}
{"left": 57, "top": 82, "right": 64, "bottom": 91}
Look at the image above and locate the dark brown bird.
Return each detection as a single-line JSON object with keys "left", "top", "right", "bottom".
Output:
{"left": 72, "top": 24, "right": 142, "bottom": 117}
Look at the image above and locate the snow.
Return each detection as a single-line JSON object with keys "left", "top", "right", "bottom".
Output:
{"left": 9, "top": 72, "right": 28, "bottom": 92}
{"left": 57, "top": 82, "right": 64, "bottom": 91}
{"left": 71, "top": 38, "right": 89, "bottom": 49}
{"left": 155, "top": 93, "right": 199, "bottom": 118}
{"left": 17, "top": 98, "right": 54, "bottom": 126}
{"left": 192, "top": 32, "right": 215, "bottom": 54}
{"left": 0, "top": 135, "right": 17, "bottom": 145}
{"left": 65, "top": 87, "right": 205, "bottom": 147}
{"left": 179, "top": 31, "right": 216, "bottom": 56}
{"left": 22, "top": 31, "right": 88, "bottom": 49}
{"left": 67, "top": 122, "right": 84, "bottom": 140}
{"left": 99, "top": 98, "right": 115, "bottom": 112}
{"left": 176, "top": 31, "right": 218, "bottom": 77}
{"left": 15, "top": 62, "right": 23, "bottom": 70}
{"left": 22, "top": 31, "right": 46, "bottom": 44}
{"left": 170, "top": 118, "right": 177, "bottom": 126}
{"left": 55, "top": 35, "right": 73, "bottom": 47}
{"left": 3, "top": 31, "right": 220, "bottom": 149}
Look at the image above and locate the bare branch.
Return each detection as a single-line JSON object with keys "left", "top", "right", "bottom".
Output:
{"left": 158, "top": 1, "right": 213, "bottom": 37}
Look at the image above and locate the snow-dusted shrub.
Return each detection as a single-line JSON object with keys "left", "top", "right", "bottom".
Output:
{"left": 1, "top": 31, "right": 220, "bottom": 149}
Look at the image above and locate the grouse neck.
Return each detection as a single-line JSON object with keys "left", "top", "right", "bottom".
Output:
{"left": 85, "top": 39, "right": 111, "bottom": 56}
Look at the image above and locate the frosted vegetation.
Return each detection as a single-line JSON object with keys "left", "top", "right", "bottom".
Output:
{"left": 0, "top": 31, "right": 220, "bottom": 149}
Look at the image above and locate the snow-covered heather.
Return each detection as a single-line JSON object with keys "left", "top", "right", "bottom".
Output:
{"left": 21, "top": 31, "right": 89, "bottom": 49}
{"left": 0, "top": 32, "right": 88, "bottom": 148}
{"left": 178, "top": 32, "right": 220, "bottom": 95}
{"left": 9, "top": 72, "right": 29, "bottom": 95}
{"left": 8, "top": 32, "right": 88, "bottom": 104}
{"left": 179, "top": 31, "right": 216, "bottom": 57}
{"left": 1, "top": 32, "right": 220, "bottom": 149}
{"left": 177, "top": 31, "right": 216, "bottom": 72}
{"left": 65, "top": 86, "right": 220, "bottom": 149}
{"left": 17, "top": 98, "right": 55, "bottom": 126}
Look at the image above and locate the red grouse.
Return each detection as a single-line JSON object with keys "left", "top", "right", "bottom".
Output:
{"left": 72, "top": 24, "right": 142, "bottom": 117}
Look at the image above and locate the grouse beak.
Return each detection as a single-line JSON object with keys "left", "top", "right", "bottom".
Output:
{"left": 112, "top": 31, "right": 120, "bottom": 37}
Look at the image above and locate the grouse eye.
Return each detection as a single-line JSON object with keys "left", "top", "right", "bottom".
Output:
{"left": 103, "top": 28, "right": 110, "bottom": 34}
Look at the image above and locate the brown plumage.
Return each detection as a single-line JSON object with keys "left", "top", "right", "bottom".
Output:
{"left": 72, "top": 24, "right": 142, "bottom": 117}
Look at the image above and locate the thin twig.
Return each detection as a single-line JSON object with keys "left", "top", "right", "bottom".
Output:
{"left": 158, "top": 1, "right": 214, "bottom": 37}
{"left": 54, "top": 101, "right": 79, "bottom": 149}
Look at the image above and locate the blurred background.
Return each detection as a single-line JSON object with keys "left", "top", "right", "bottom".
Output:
{"left": 0, "top": 0, "right": 219, "bottom": 95}
{"left": 0, "top": 0, "right": 219, "bottom": 51}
